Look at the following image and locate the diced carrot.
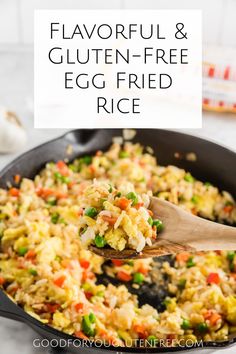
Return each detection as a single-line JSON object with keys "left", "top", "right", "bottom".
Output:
{"left": 176, "top": 252, "right": 191, "bottom": 262}
{"left": 14, "top": 174, "right": 21, "bottom": 184}
{"left": 209, "top": 313, "right": 222, "bottom": 326}
{"left": 9, "top": 188, "right": 20, "bottom": 197}
{"left": 74, "top": 302, "right": 84, "bottom": 312}
{"left": 68, "top": 181, "right": 76, "bottom": 189}
{"left": 80, "top": 259, "right": 90, "bottom": 269}
{"left": 89, "top": 165, "right": 96, "bottom": 174}
{"left": 74, "top": 331, "right": 89, "bottom": 340}
{"left": 117, "top": 197, "right": 130, "bottom": 210}
{"left": 207, "top": 272, "right": 220, "bottom": 285}
{"left": 55, "top": 192, "right": 68, "bottom": 199}
{"left": 96, "top": 150, "right": 102, "bottom": 156}
{"left": 25, "top": 250, "right": 36, "bottom": 260}
{"left": 0, "top": 276, "right": 5, "bottom": 286}
{"left": 134, "top": 202, "right": 144, "bottom": 209}
{"left": 204, "top": 310, "right": 221, "bottom": 326}
{"left": 133, "top": 324, "right": 148, "bottom": 339}
{"left": 111, "top": 259, "right": 124, "bottom": 267}
{"left": 37, "top": 187, "right": 67, "bottom": 200}
{"left": 82, "top": 271, "right": 95, "bottom": 282}
{"left": 138, "top": 266, "right": 149, "bottom": 276}
{"left": 53, "top": 275, "right": 66, "bottom": 287}
{"left": 224, "top": 205, "right": 234, "bottom": 213}
{"left": 230, "top": 273, "right": 236, "bottom": 280}
{"left": 56, "top": 160, "right": 69, "bottom": 176}
{"left": 117, "top": 271, "right": 132, "bottom": 282}
{"left": 45, "top": 303, "right": 60, "bottom": 313}
{"left": 148, "top": 209, "right": 153, "bottom": 217}
{"left": 101, "top": 215, "right": 118, "bottom": 225}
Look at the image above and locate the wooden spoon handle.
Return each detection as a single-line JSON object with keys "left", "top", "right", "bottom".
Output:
{"left": 179, "top": 216, "right": 236, "bottom": 251}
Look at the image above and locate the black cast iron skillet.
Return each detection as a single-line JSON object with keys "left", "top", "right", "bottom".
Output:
{"left": 0, "top": 129, "right": 236, "bottom": 353}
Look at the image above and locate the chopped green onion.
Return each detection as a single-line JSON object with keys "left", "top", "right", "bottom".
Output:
{"left": 108, "top": 185, "right": 113, "bottom": 193}
{"left": 191, "top": 195, "right": 199, "bottom": 204}
{"left": 54, "top": 172, "right": 70, "bottom": 184}
{"left": 126, "top": 192, "right": 138, "bottom": 206}
{"left": 29, "top": 269, "right": 38, "bottom": 276}
{"left": 85, "top": 207, "right": 98, "bottom": 218}
{"left": 153, "top": 219, "right": 164, "bottom": 233}
{"left": 133, "top": 272, "right": 144, "bottom": 284}
{"left": 181, "top": 318, "right": 191, "bottom": 330}
{"left": 186, "top": 256, "right": 196, "bottom": 268}
{"left": 55, "top": 255, "right": 62, "bottom": 262}
{"left": 82, "top": 314, "right": 95, "bottom": 336}
{"left": 115, "top": 192, "right": 122, "bottom": 198}
{"left": 94, "top": 235, "right": 106, "bottom": 248}
{"left": 51, "top": 212, "right": 60, "bottom": 224}
{"left": 148, "top": 217, "right": 153, "bottom": 226}
{"left": 184, "top": 173, "right": 195, "bottom": 183}
{"left": 119, "top": 151, "right": 129, "bottom": 158}
{"left": 18, "top": 247, "right": 28, "bottom": 256}
{"left": 89, "top": 312, "right": 96, "bottom": 323}
{"left": 204, "top": 182, "right": 212, "bottom": 187}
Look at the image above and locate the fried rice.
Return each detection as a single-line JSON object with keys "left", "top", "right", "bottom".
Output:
{"left": 0, "top": 141, "right": 235, "bottom": 347}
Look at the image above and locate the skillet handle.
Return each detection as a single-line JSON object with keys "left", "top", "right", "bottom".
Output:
{"left": 0, "top": 290, "right": 28, "bottom": 322}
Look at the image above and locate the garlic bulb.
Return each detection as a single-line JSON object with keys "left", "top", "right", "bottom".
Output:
{"left": 0, "top": 107, "right": 27, "bottom": 153}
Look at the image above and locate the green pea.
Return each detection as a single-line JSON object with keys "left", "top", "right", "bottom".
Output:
{"left": 29, "top": 269, "right": 38, "bottom": 276}
{"left": 133, "top": 272, "right": 144, "bottom": 284}
{"left": 108, "top": 185, "right": 113, "bottom": 193}
{"left": 94, "top": 235, "right": 106, "bottom": 248}
{"left": 85, "top": 207, "right": 98, "bottom": 218}
{"left": 18, "top": 247, "right": 28, "bottom": 256}
{"left": 147, "top": 335, "right": 158, "bottom": 346}
{"left": 126, "top": 192, "right": 138, "bottom": 206}
{"left": 186, "top": 256, "right": 196, "bottom": 268}
{"left": 181, "top": 318, "right": 191, "bottom": 330}
{"left": 184, "top": 173, "right": 195, "bottom": 183}
{"left": 51, "top": 213, "right": 60, "bottom": 224}
{"left": 81, "top": 156, "right": 92, "bottom": 165}
{"left": 148, "top": 217, "right": 153, "bottom": 226}
{"left": 54, "top": 172, "right": 70, "bottom": 184}
{"left": 82, "top": 314, "right": 95, "bottom": 337}
{"left": 119, "top": 151, "right": 129, "bottom": 158}
{"left": 153, "top": 219, "right": 164, "bottom": 233}
{"left": 197, "top": 322, "right": 208, "bottom": 333}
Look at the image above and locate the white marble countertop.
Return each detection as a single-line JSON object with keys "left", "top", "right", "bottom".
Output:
{"left": 0, "top": 49, "right": 236, "bottom": 354}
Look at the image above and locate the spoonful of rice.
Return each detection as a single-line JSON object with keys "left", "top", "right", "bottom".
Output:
{"left": 78, "top": 182, "right": 236, "bottom": 259}
{"left": 89, "top": 196, "right": 236, "bottom": 259}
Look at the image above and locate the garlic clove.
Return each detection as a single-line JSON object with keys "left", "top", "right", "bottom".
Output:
{"left": 0, "top": 107, "right": 27, "bottom": 154}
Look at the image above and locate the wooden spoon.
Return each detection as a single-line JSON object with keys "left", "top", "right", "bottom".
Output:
{"left": 90, "top": 197, "right": 236, "bottom": 259}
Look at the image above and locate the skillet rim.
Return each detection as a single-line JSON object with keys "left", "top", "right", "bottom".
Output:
{"left": 0, "top": 128, "right": 236, "bottom": 352}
